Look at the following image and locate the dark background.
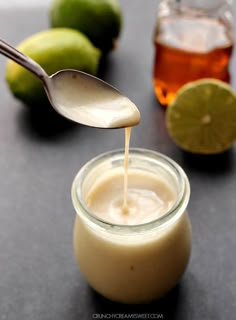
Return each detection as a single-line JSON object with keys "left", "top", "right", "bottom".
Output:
{"left": 0, "top": 1, "right": 235, "bottom": 319}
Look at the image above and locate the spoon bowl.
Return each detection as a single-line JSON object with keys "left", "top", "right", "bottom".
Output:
{"left": 0, "top": 39, "right": 140, "bottom": 129}
{"left": 47, "top": 69, "right": 140, "bottom": 128}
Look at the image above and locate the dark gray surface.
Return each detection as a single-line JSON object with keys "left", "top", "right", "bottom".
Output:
{"left": 0, "top": 1, "right": 236, "bottom": 319}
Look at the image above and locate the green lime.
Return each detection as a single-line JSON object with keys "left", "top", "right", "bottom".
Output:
{"left": 166, "top": 79, "right": 236, "bottom": 154}
{"left": 6, "top": 28, "right": 101, "bottom": 106}
{"left": 50, "top": 0, "right": 122, "bottom": 53}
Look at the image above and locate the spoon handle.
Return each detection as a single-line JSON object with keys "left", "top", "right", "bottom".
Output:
{"left": 0, "top": 39, "right": 49, "bottom": 82}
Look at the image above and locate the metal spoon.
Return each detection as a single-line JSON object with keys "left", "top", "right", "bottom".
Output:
{"left": 0, "top": 39, "right": 140, "bottom": 128}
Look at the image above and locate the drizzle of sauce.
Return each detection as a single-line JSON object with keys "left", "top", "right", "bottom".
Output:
{"left": 123, "top": 127, "right": 132, "bottom": 213}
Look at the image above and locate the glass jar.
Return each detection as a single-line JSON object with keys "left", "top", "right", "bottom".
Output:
{"left": 71, "top": 149, "right": 191, "bottom": 304}
{"left": 153, "top": 0, "right": 234, "bottom": 106}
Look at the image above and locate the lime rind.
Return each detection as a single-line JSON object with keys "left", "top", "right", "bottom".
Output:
{"left": 50, "top": 0, "right": 122, "bottom": 52}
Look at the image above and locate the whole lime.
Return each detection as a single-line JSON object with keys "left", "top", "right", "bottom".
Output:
{"left": 50, "top": 0, "right": 122, "bottom": 53}
{"left": 6, "top": 28, "right": 101, "bottom": 106}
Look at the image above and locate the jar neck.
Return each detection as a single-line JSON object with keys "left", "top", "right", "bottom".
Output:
{"left": 160, "top": 0, "right": 232, "bottom": 15}
{"left": 175, "top": 0, "right": 231, "bottom": 11}
{"left": 159, "top": 0, "right": 233, "bottom": 28}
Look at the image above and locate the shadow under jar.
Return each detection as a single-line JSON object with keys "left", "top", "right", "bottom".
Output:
{"left": 71, "top": 149, "right": 192, "bottom": 304}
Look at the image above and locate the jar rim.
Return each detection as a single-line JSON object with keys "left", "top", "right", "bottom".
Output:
{"left": 71, "top": 148, "right": 190, "bottom": 233}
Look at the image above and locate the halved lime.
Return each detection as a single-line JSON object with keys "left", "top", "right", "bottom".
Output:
{"left": 166, "top": 79, "right": 236, "bottom": 154}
